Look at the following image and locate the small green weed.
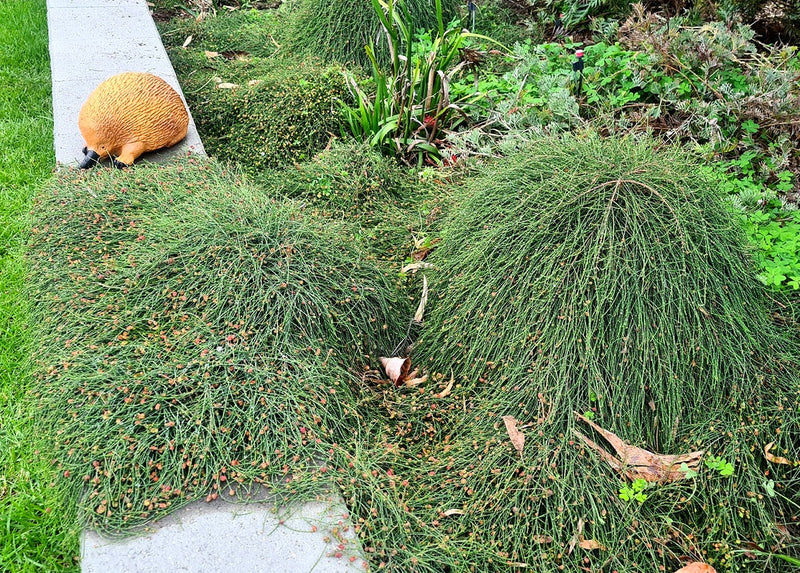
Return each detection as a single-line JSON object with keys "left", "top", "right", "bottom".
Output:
{"left": 619, "top": 478, "right": 649, "bottom": 503}
{"left": 704, "top": 455, "right": 735, "bottom": 477}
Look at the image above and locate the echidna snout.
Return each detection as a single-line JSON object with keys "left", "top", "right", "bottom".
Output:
{"left": 79, "top": 147, "right": 102, "bottom": 169}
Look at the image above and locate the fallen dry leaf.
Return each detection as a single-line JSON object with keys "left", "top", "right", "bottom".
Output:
{"left": 204, "top": 50, "right": 219, "bottom": 59}
{"left": 568, "top": 517, "right": 585, "bottom": 555}
{"left": 413, "top": 275, "right": 428, "bottom": 324}
{"left": 578, "top": 539, "right": 605, "bottom": 551}
{"left": 433, "top": 372, "right": 454, "bottom": 398}
{"left": 401, "top": 261, "right": 435, "bottom": 274}
{"left": 380, "top": 356, "right": 410, "bottom": 385}
{"left": 182, "top": 35, "right": 193, "bottom": 48}
{"left": 502, "top": 415, "right": 525, "bottom": 457}
{"left": 674, "top": 563, "right": 717, "bottom": 573}
{"left": 216, "top": 82, "right": 239, "bottom": 89}
{"left": 221, "top": 50, "right": 250, "bottom": 60}
{"left": 411, "top": 237, "right": 441, "bottom": 261}
{"left": 573, "top": 412, "right": 703, "bottom": 483}
{"left": 764, "top": 442, "right": 798, "bottom": 466}
{"left": 442, "top": 508, "right": 464, "bottom": 516}
{"left": 404, "top": 373, "right": 428, "bottom": 387}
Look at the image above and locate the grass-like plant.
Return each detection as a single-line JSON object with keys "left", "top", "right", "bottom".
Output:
{"left": 0, "top": 0, "right": 80, "bottom": 569}
{"left": 341, "top": 0, "right": 500, "bottom": 164}
{"left": 26, "top": 160, "right": 409, "bottom": 530}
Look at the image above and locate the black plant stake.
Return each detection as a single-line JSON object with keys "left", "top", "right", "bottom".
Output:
{"left": 573, "top": 48, "right": 584, "bottom": 98}
{"left": 467, "top": 0, "right": 477, "bottom": 32}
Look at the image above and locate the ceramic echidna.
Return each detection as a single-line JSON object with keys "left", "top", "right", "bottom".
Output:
{"left": 78, "top": 72, "right": 189, "bottom": 169}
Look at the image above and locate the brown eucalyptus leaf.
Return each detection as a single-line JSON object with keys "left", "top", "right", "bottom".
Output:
{"left": 182, "top": 35, "right": 193, "bottom": 48}
{"left": 204, "top": 50, "right": 219, "bottom": 59}
{"left": 502, "top": 415, "right": 524, "bottom": 457}
{"left": 404, "top": 374, "right": 428, "bottom": 387}
{"left": 442, "top": 508, "right": 464, "bottom": 516}
{"left": 574, "top": 412, "right": 703, "bottom": 482}
{"left": 764, "top": 442, "right": 797, "bottom": 466}
{"left": 433, "top": 373, "right": 454, "bottom": 398}
{"left": 413, "top": 275, "right": 428, "bottom": 324}
{"left": 578, "top": 539, "right": 605, "bottom": 551}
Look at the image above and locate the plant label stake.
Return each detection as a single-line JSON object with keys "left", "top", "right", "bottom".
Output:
{"left": 572, "top": 49, "right": 584, "bottom": 98}
{"left": 467, "top": 0, "right": 477, "bottom": 32}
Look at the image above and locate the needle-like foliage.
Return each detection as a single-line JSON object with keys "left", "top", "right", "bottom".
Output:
{"left": 26, "top": 160, "right": 408, "bottom": 530}
{"left": 400, "top": 134, "right": 800, "bottom": 570}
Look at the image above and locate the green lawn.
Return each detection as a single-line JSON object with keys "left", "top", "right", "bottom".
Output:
{"left": 0, "top": 0, "right": 80, "bottom": 570}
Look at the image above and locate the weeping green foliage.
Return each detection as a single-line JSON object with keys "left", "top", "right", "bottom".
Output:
{"left": 384, "top": 134, "right": 800, "bottom": 570}
{"left": 286, "top": 0, "right": 461, "bottom": 68}
{"left": 26, "top": 160, "right": 407, "bottom": 530}
{"left": 418, "top": 135, "right": 795, "bottom": 443}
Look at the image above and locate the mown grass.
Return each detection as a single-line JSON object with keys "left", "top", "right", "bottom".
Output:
{"left": 0, "top": 0, "right": 81, "bottom": 570}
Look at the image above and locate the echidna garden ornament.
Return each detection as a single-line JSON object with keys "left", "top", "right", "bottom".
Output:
{"left": 78, "top": 72, "right": 189, "bottom": 169}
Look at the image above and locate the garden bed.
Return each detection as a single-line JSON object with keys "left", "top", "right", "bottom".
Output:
{"left": 20, "top": 0, "right": 800, "bottom": 570}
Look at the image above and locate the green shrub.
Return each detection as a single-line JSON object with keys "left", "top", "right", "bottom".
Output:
{"left": 286, "top": 0, "right": 461, "bottom": 68}
{"left": 402, "top": 134, "right": 800, "bottom": 569}
{"left": 260, "top": 140, "right": 440, "bottom": 263}
{"left": 26, "top": 160, "right": 408, "bottom": 530}
{"left": 157, "top": 7, "right": 286, "bottom": 57}
{"left": 182, "top": 59, "right": 349, "bottom": 173}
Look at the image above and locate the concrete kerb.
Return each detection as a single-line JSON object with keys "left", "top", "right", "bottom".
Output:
{"left": 46, "top": 1, "right": 365, "bottom": 570}
{"left": 47, "top": 0, "right": 204, "bottom": 167}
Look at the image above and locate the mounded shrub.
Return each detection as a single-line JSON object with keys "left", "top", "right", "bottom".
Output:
{"left": 178, "top": 58, "right": 349, "bottom": 174}
{"left": 388, "top": 135, "right": 800, "bottom": 570}
{"left": 259, "top": 140, "right": 423, "bottom": 260}
{"left": 286, "top": 0, "right": 462, "bottom": 68}
{"left": 27, "top": 160, "right": 407, "bottom": 529}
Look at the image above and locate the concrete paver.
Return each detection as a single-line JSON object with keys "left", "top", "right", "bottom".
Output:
{"left": 81, "top": 497, "right": 364, "bottom": 573}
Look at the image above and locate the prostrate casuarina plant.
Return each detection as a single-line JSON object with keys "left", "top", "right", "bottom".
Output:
{"left": 26, "top": 160, "right": 408, "bottom": 529}
{"left": 399, "top": 135, "right": 800, "bottom": 570}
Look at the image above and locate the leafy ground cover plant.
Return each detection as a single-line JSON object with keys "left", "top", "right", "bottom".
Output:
{"left": 169, "top": 49, "right": 349, "bottom": 173}
{"left": 26, "top": 160, "right": 410, "bottom": 530}
{"left": 257, "top": 140, "right": 438, "bottom": 262}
